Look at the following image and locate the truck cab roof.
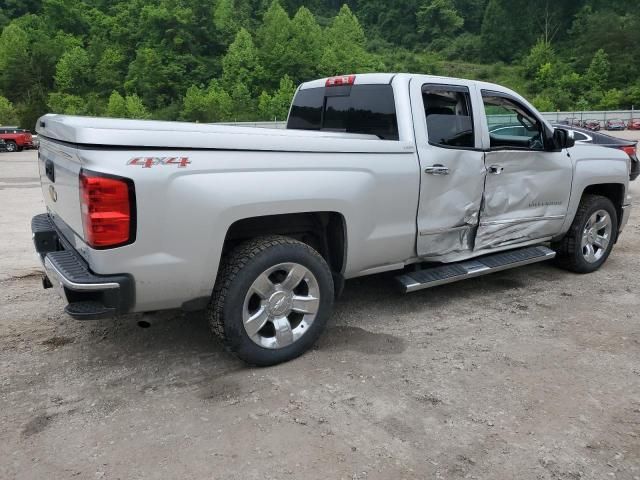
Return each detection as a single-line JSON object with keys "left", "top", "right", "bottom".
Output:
{"left": 300, "top": 73, "right": 515, "bottom": 97}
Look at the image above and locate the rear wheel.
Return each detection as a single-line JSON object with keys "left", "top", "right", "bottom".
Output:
{"left": 208, "top": 235, "right": 334, "bottom": 366}
{"left": 5, "top": 141, "right": 17, "bottom": 152}
{"left": 553, "top": 194, "right": 618, "bottom": 273}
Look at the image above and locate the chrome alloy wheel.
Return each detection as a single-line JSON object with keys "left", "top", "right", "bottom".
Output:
{"left": 242, "top": 263, "right": 320, "bottom": 349}
{"left": 581, "top": 209, "right": 612, "bottom": 263}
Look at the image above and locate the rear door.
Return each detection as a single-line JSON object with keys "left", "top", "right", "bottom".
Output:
{"left": 476, "top": 91, "right": 572, "bottom": 250}
{"left": 411, "top": 79, "right": 487, "bottom": 260}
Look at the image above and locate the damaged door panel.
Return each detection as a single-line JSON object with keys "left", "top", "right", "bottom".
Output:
{"left": 475, "top": 91, "right": 572, "bottom": 251}
{"left": 412, "top": 80, "right": 487, "bottom": 259}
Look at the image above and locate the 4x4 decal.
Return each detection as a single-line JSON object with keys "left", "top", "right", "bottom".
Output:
{"left": 127, "top": 157, "right": 191, "bottom": 168}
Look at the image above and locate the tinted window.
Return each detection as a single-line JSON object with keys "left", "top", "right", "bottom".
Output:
{"left": 422, "top": 86, "right": 475, "bottom": 148}
{"left": 287, "top": 87, "right": 324, "bottom": 130}
{"left": 287, "top": 84, "right": 399, "bottom": 140}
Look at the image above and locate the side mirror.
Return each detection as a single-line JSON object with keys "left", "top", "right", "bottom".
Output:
{"left": 553, "top": 128, "right": 575, "bottom": 150}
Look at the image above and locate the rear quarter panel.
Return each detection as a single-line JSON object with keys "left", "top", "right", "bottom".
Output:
{"left": 77, "top": 147, "right": 420, "bottom": 312}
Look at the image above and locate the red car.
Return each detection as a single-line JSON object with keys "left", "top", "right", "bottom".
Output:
{"left": 0, "top": 127, "right": 34, "bottom": 152}
{"left": 582, "top": 119, "right": 601, "bottom": 131}
{"left": 628, "top": 118, "right": 640, "bottom": 130}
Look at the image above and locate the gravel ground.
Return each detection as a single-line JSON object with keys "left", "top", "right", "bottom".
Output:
{"left": 1, "top": 146, "right": 639, "bottom": 480}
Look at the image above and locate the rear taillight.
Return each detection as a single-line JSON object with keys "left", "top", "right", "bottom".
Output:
{"left": 620, "top": 145, "right": 636, "bottom": 157}
{"left": 79, "top": 170, "right": 135, "bottom": 248}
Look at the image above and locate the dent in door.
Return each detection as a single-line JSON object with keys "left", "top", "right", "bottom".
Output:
{"left": 476, "top": 159, "right": 567, "bottom": 250}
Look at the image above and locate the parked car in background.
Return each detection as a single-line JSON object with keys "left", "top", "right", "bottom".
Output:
{"left": 552, "top": 123, "right": 639, "bottom": 181}
{"left": 605, "top": 119, "right": 626, "bottom": 131}
{"left": 0, "top": 127, "right": 34, "bottom": 151}
{"left": 31, "top": 134, "right": 40, "bottom": 149}
{"left": 582, "top": 119, "right": 601, "bottom": 131}
{"left": 560, "top": 117, "right": 582, "bottom": 127}
{"left": 0, "top": 139, "right": 8, "bottom": 152}
{"left": 627, "top": 118, "right": 640, "bottom": 130}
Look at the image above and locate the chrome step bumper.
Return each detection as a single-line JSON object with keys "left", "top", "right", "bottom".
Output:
{"left": 396, "top": 246, "right": 556, "bottom": 293}
{"left": 32, "top": 213, "right": 134, "bottom": 320}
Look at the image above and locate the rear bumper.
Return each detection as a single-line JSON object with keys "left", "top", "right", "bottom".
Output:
{"left": 32, "top": 213, "right": 134, "bottom": 320}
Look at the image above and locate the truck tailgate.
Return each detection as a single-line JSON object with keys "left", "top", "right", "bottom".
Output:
{"left": 38, "top": 137, "right": 84, "bottom": 242}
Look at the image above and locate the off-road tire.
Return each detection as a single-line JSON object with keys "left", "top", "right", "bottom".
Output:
{"left": 553, "top": 194, "right": 618, "bottom": 273}
{"left": 208, "top": 235, "right": 334, "bottom": 366}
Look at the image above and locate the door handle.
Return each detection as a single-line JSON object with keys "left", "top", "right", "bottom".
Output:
{"left": 424, "top": 164, "right": 450, "bottom": 175}
{"left": 488, "top": 165, "right": 504, "bottom": 175}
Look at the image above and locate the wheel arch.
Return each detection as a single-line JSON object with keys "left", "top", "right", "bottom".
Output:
{"left": 581, "top": 183, "right": 625, "bottom": 225}
{"left": 222, "top": 211, "right": 348, "bottom": 278}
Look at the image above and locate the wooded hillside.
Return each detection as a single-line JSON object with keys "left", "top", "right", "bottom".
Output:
{"left": 1, "top": 0, "right": 638, "bottom": 128}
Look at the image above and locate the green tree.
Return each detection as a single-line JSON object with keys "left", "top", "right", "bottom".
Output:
{"left": 585, "top": 49, "right": 609, "bottom": 93}
{"left": 417, "top": 0, "right": 464, "bottom": 43}
{"left": 481, "top": 0, "right": 533, "bottom": 62}
{"left": 47, "top": 93, "right": 87, "bottom": 115}
{"left": 523, "top": 39, "right": 555, "bottom": 80}
{"left": 106, "top": 90, "right": 150, "bottom": 119}
{"left": 531, "top": 94, "right": 555, "bottom": 112}
{"left": 106, "top": 91, "right": 127, "bottom": 118}
{"left": 0, "top": 23, "right": 32, "bottom": 102}
{"left": 54, "top": 46, "right": 92, "bottom": 93}
{"left": 598, "top": 89, "right": 623, "bottom": 110}
{"left": 95, "top": 47, "right": 127, "bottom": 95}
{"left": 319, "top": 5, "right": 375, "bottom": 75}
{"left": 222, "top": 28, "right": 263, "bottom": 93}
{"left": 0, "top": 96, "right": 19, "bottom": 125}
{"left": 213, "top": 0, "right": 239, "bottom": 45}
{"left": 287, "top": 7, "right": 323, "bottom": 83}
{"left": 125, "top": 47, "right": 186, "bottom": 110}
{"left": 125, "top": 94, "right": 150, "bottom": 119}
{"left": 256, "top": 0, "right": 292, "bottom": 89}
{"left": 229, "top": 82, "right": 255, "bottom": 121}
{"left": 258, "top": 75, "right": 296, "bottom": 120}
{"left": 181, "top": 80, "right": 233, "bottom": 122}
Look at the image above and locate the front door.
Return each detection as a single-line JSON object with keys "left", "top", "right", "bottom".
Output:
{"left": 411, "top": 78, "right": 487, "bottom": 260}
{"left": 475, "top": 90, "right": 573, "bottom": 251}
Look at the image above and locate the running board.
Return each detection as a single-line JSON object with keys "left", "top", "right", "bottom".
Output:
{"left": 396, "top": 246, "right": 556, "bottom": 293}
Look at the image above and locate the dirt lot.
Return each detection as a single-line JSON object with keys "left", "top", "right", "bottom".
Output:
{"left": 1, "top": 146, "right": 639, "bottom": 480}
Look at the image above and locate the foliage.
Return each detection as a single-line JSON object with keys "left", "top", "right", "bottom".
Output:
{"left": 0, "top": 96, "right": 19, "bottom": 125}
{"left": 258, "top": 75, "right": 296, "bottom": 121}
{"left": 1, "top": 0, "right": 639, "bottom": 128}
{"left": 416, "top": 0, "right": 464, "bottom": 43}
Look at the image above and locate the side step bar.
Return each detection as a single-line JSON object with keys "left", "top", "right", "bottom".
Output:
{"left": 396, "top": 246, "right": 556, "bottom": 293}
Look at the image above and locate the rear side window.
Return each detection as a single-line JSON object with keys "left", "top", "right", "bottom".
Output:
{"left": 422, "top": 85, "right": 475, "bottom": 149}
{"left": 287, "top": 84, "right": 399, "bottom": 140}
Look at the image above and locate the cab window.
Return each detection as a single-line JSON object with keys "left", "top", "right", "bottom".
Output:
{"left": 287, "top": 84, "right": 399, "bottom": 140}
{"left": 422, "top": 85, "right": 475, "bottom": 149}
{"left": 482, "top": 91, "right": 545, "bottom": 151}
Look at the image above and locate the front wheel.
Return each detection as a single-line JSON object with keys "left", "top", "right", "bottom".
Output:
{"left": 208, "top": 236, "right": 334, "bottom": 366}
{"left": 553, "top": 194, "right": 618, "bottom": 273}
{"left": 5, "top": 141, "right": 17, "bottom": 152}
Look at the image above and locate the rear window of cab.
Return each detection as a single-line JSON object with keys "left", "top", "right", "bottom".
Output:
{"left": 287, "top": 84, "right": 399, "bottom": 141}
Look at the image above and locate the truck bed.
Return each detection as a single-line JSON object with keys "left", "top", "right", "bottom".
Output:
{"left": 36, "top": 114, "right": 411, "bottom": 153}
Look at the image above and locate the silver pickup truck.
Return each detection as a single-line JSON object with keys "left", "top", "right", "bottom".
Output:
{"left": 32, "top": 73, "right": 633, "bottom": 365}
